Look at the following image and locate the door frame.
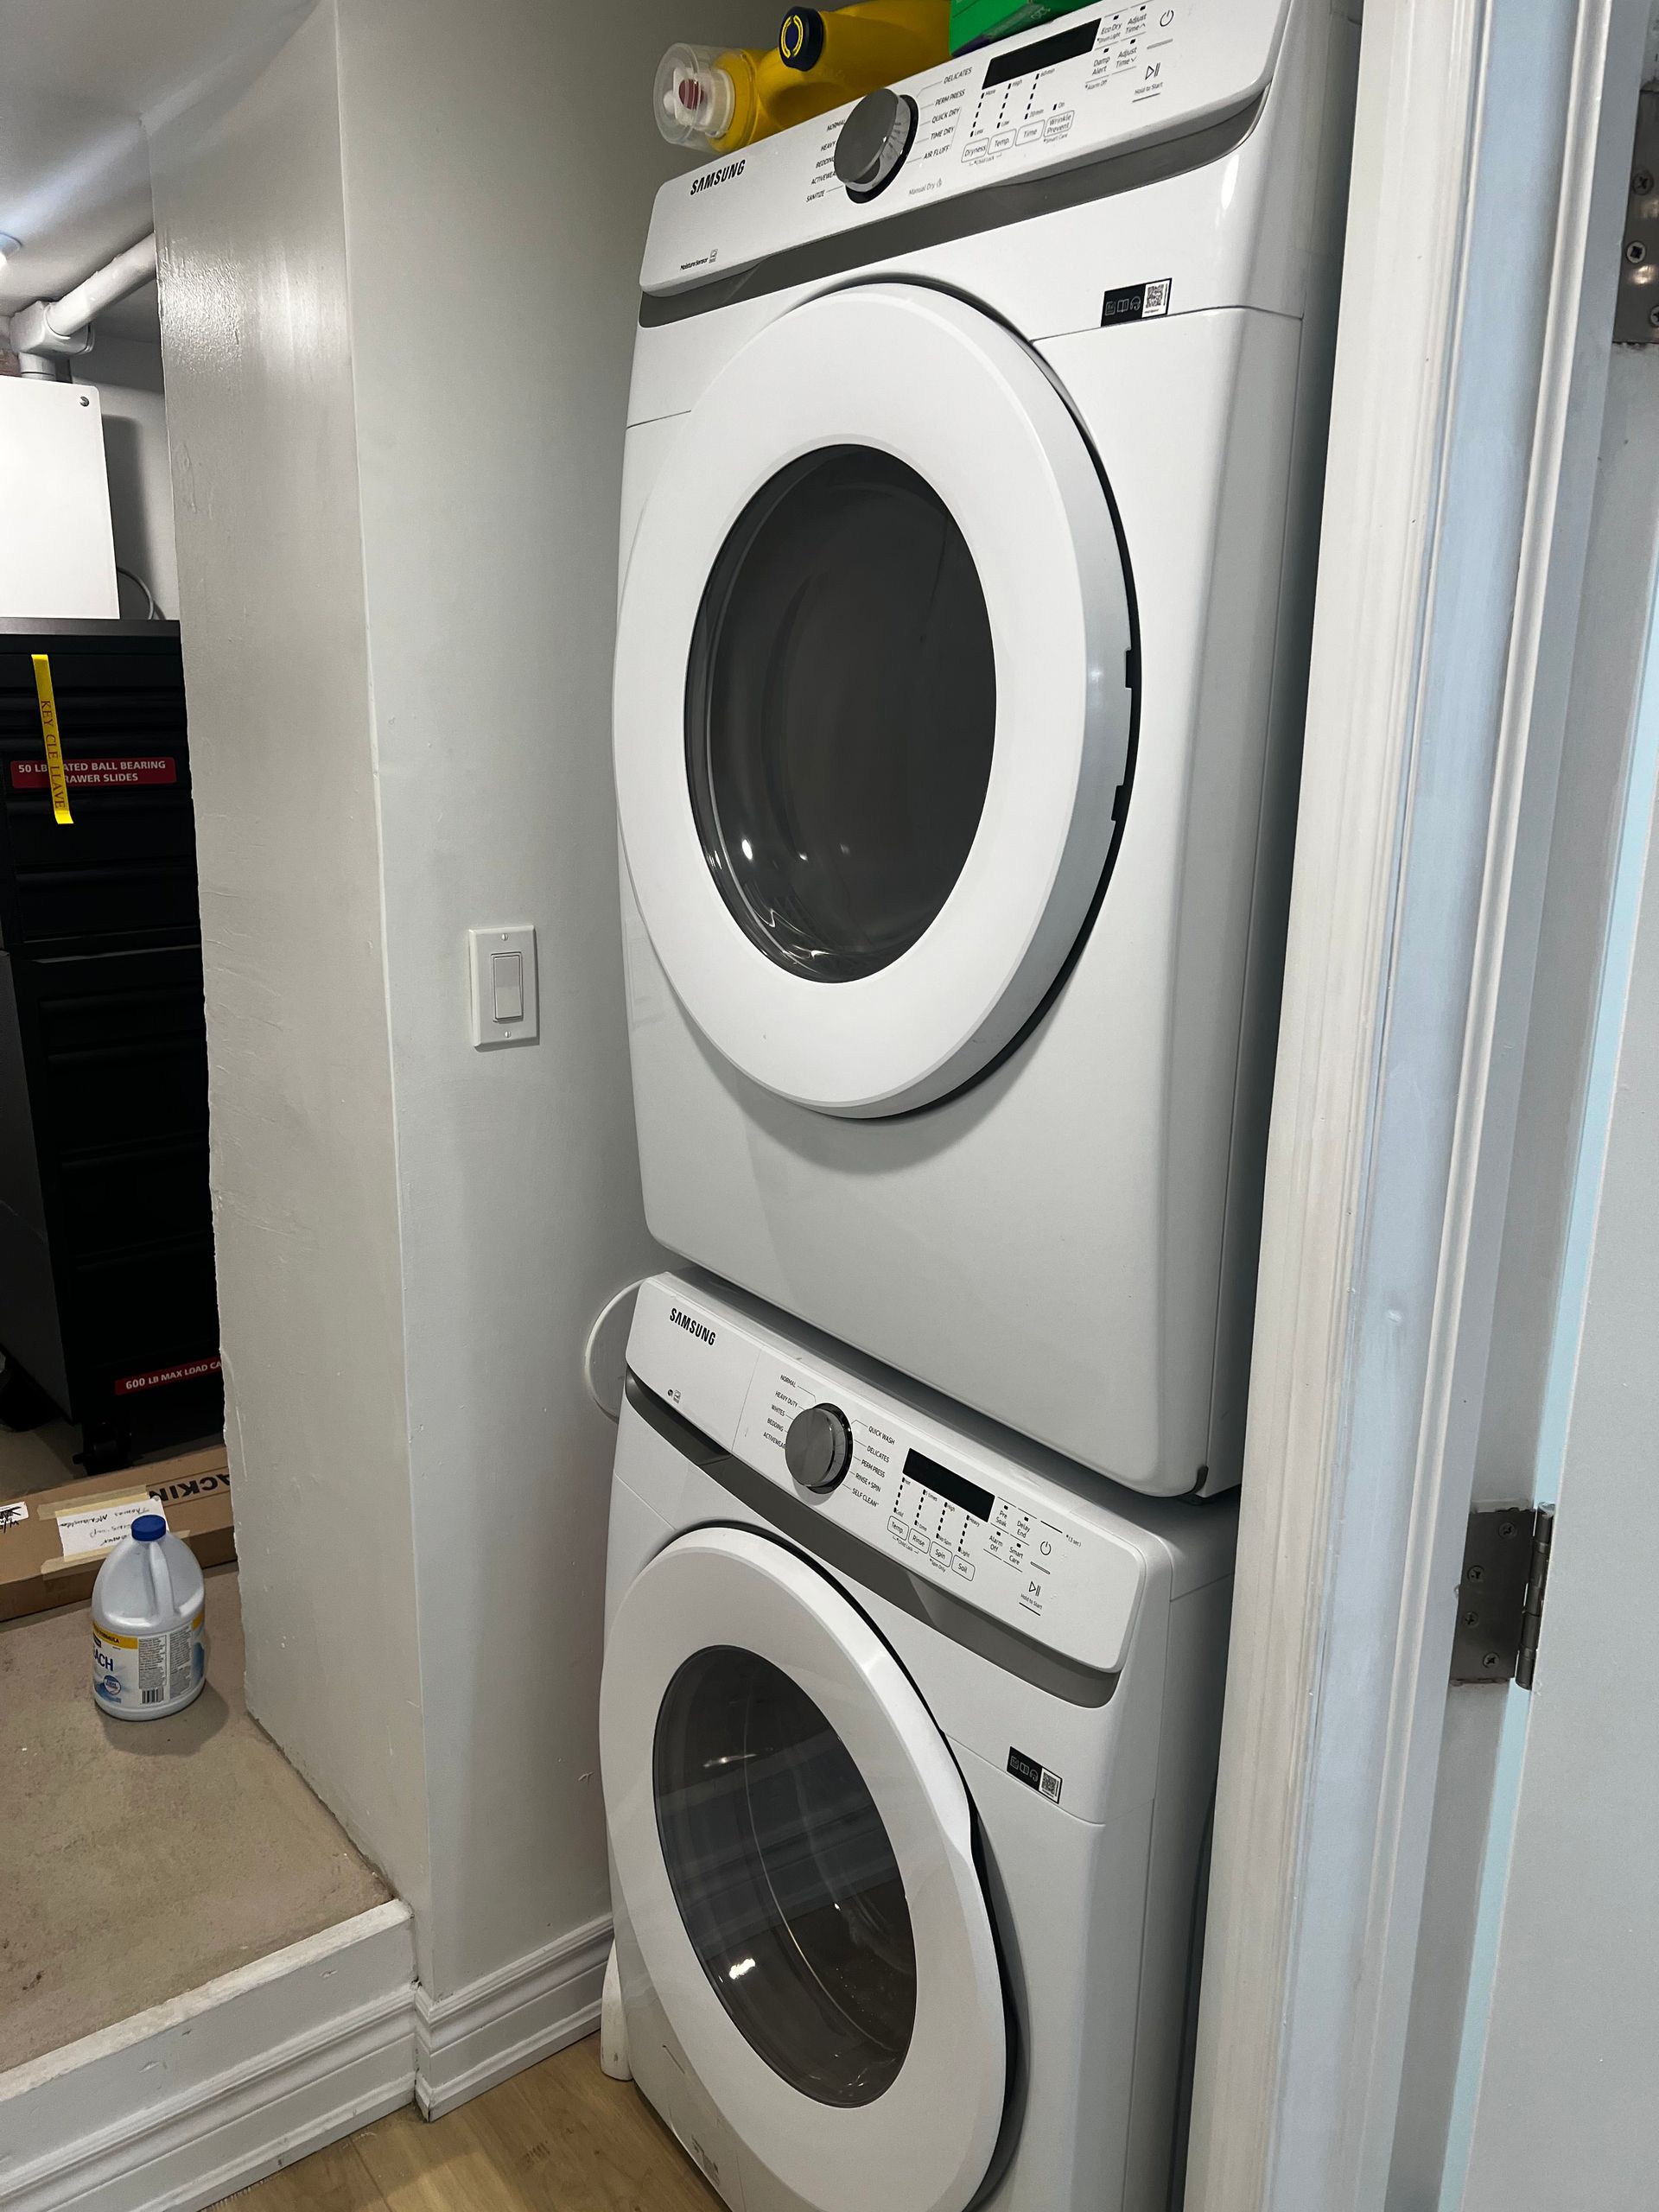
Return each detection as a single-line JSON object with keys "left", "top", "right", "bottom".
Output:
{"left": 1184, "top": 5, "right": 1654, "bottom": 2210}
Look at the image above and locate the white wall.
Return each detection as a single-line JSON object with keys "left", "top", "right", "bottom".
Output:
{"left": 328, "top": 0, "right": 696, "bottom": 1993}
{"left": 149, "top": 6, "right": 433, "bottom": 1949}
{"left": 152, "top": 0, "right": 779, "bottom": 2004}
{"left": 72, "top": 327, "right": 179, "bottom": 618}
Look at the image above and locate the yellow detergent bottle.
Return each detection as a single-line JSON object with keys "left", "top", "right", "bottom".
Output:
{"left": 656, "top": 3, "right": 950, "bottom": 156}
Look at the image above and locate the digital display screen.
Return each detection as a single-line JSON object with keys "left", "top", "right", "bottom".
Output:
{"left": 904, "top": 1448, "right": 995, "bottom": 1522}
{"left": 981, "top": 16, "right": 1099, "bottom": 90}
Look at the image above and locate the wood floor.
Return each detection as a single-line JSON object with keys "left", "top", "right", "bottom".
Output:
{"left": 224, "top": 2035, "right": 720, "bottom": 2211}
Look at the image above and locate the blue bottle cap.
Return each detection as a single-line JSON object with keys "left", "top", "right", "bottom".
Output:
{"left": 131, "top": 1515, "right": 167, "bottom": 1541}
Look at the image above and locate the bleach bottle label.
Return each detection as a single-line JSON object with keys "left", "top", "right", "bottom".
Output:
{"left": 93, "top": 1611, "right": 205, "bottom": 1714}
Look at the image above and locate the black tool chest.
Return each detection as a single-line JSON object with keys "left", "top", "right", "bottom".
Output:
{"left": 0, "top": 623, "right": 221, "bottom": 1471}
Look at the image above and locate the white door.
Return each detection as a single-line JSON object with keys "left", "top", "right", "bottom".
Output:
{"left": 600, "top": 1525, "right": 1007, "bottom": 2212}
{"left": 613, "top": 282, "right": 1133, "bottom": 1117}
{"left": 1450, "top": 687, "right": 1659, "bottom": 2212}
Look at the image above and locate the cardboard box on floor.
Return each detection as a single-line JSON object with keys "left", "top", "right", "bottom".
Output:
{"left": 0, "top": 1444, "right": 233, "bottom": 1623}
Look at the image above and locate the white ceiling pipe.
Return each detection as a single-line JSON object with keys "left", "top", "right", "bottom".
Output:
{"left": 7, "top": 232, "right": 156, "bottom": 357}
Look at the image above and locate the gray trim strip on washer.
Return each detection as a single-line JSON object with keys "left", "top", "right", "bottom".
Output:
{"left": 626, "top": 1371, "right": 1118, "bottom": 1709}
{"left": 639, "top": 95, "right": 1263, "bottom": 329}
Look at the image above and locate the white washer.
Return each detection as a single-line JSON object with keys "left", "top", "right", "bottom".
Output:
{"left": 601, "top": 1274, "right": 1236, "bottom": 2212}
{"left": 614, "top": 0, "right": 1357, "bottom": 1497}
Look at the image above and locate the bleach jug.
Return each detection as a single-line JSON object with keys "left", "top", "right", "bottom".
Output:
{"left": 92, "top": 1515, "right": 206, "bottom": 1720}
{"left": 657, "top": 2, "right": 949, "bottom": 156}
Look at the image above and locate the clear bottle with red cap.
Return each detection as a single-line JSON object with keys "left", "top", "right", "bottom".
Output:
{"left": 655, "top": 3, "right": 949, "bottom": 156}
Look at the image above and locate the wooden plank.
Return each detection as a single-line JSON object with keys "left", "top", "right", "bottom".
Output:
{"left": 486, "top": 2053, "right": 721, "bottom": 2211}
{"left": 229, "top": 2037, "right": 719, "bottom": 2212}
{"left": 219, "top": 2133, "right": 386, "bottom": 2211}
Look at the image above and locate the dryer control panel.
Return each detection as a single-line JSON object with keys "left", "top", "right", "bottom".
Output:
{"left": 641, "top": 0, "right": 1292, "bottom": 297}
{"left": 626, "top": 1274, "right": 1207, "bottom": 1677}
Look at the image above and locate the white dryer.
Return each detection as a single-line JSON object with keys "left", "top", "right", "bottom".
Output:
{"left": 601, "top": 1273, "right": 1236, "bottom": 2212}
{"left": 613, "top": 0, "right": 1357, "bottom": 1495}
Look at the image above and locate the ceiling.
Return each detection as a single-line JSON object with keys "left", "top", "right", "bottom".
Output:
{"left": 0, "top": 0, "right": 310, "bottom": 323}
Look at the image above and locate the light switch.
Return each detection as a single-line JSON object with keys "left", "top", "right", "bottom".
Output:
{"left": 469, "top": 925, "right": 538, "bottom": 1048}
{"left": 491, "top": 951, "right": 524, "bottom": 1023}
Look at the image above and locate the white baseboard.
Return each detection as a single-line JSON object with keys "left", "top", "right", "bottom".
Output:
{"left": 414, "top": 1913, "right": 612, "bottom": 2120}
{"left": 0, "top": 1902, "right": 417, "bottom": 2212}
{"left": 0, "top": 1903, "right": 614, "bottom": 2207}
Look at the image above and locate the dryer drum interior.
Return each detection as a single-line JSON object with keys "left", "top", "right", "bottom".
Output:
{"left": 684, "top": 445, "right": 1000, "bottom": 988}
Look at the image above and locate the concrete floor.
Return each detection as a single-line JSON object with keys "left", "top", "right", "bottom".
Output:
{"left": 0, "top": 1423, "right": 391, "bottom": 2075}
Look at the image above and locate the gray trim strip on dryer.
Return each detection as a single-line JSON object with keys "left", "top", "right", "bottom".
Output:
{"left": 639, "top": 96, "right": 1264, "bottom": 329}
{"left": 626, "top": 1371, "right": 1118, "bottom": 1709}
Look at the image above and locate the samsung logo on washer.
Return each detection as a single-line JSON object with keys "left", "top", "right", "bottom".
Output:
{"left": 670, "top": 1306, "right": 717, "bottom": 1346}
{"left": 690, "top": 157, "right": 746, "bottom": 194}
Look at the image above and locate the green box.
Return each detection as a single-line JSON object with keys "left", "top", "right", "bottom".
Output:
{"left": 949, "top": 0, "right": 1096, "bottom": 55}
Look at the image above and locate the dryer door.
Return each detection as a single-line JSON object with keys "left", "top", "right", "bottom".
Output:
{"left": 613, "top": 282, "right": 1133, "bottom": 1117}
{"left": 601, "top": 1525, "right": 1007, "bottom": 2212}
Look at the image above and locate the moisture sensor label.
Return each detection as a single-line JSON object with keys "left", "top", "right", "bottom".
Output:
{"left": 1007, "top": 1746, "right": 1063, "bottom": 1803}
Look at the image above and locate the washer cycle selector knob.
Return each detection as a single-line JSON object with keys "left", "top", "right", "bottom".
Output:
{"left": 785, "top": 1402, "right": 855, "bottom": 1493}
{"left": 834, "top": 89, "right": 918, "bottom": 200}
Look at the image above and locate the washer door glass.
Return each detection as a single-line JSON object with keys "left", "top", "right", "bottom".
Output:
{"left": 601, "top": 1525, "right": 1007, "bottom": 2212}
{"left": 654, "top": 1643, "right": 917, "bottom": 2105}
{"left": 688, "top": 448, "right": 996, "bottom": 983}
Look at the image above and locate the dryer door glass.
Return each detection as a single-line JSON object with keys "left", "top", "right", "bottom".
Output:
{"left": 686, "top": 448, "right": 996, "bottom": 983}
{"left": 614, "top": 283, "right": 1135, "bottom": 1116}
{"left": 653, "top": 1643, "right": 917, "bottom": 2105}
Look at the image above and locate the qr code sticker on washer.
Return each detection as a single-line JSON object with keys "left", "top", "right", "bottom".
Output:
{"left": 1143, "top": 277, "right": 1172, "bottom": 316}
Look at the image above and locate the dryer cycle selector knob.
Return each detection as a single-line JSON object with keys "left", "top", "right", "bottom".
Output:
{"left": 785, "top": 1402, "right": 855, "bottom": 1493}
{"left": 834, "top": 89, "right": 918, "bottom": 200}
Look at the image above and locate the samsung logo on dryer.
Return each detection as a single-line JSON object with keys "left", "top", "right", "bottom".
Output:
{"left": 670, "top": 1306, "right": 717, "bottom": 1347}
{"left": 690, "top": 157, "right": 746, "bottom": 194}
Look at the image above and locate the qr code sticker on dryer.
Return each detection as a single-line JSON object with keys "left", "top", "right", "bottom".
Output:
{"left": 1101, "top": 276, "right": 1172, "bottom": 327}
{"left": 1007, "top": 1746, "right": 1064, "bottom": 1805}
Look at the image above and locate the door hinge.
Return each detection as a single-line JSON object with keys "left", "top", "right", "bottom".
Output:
{"left": 1616, "top": 86, "right": 1659, "bottom": 346}
{"left": 1451, "top": 1504, "right": 1554, "bottom": 1690}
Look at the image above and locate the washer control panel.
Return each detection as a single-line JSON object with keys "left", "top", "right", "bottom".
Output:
{"left": 642, "top": 0, "right": 1288, "bottom": 297}
{"left": 741, "top": 1363, "right": 1088, "bottom": 1634}
{"left": 627, "top": 1276, "right": 1149, "bottom": 1675}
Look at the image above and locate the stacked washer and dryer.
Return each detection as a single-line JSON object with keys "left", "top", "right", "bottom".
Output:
{"left": 599, "top": 5, "right": 1355, "bottom": 2208}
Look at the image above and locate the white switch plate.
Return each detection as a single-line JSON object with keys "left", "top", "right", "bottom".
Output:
{"left": 468, "top": 925, "right": 538, "bottom": 1048}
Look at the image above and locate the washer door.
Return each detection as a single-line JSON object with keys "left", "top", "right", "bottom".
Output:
{"left": 613, "top": 283, "right": 1133, "bottom": 1117}
{"left": 601, "top": 1527, "right": 1007, "bottom": 2212}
